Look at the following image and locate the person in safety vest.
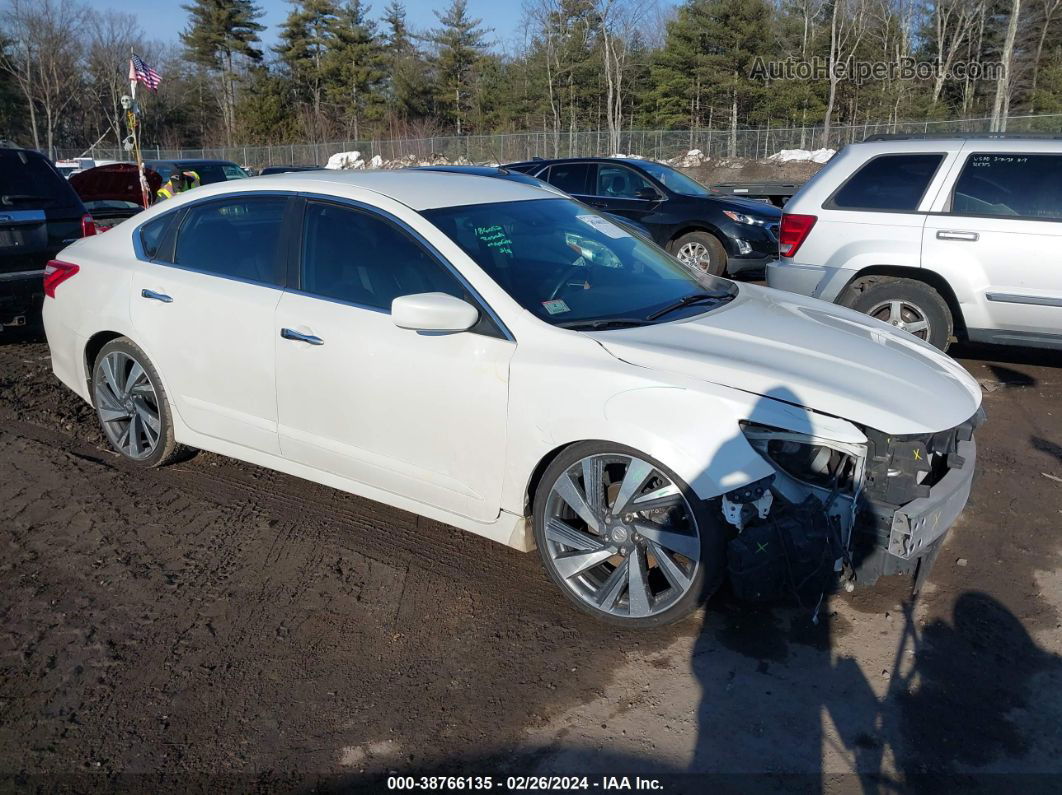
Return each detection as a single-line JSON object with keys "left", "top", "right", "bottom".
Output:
{"left": 157, "top": 168, "right": 200, "bottom": 200}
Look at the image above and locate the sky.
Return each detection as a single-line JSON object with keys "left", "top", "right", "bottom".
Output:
{"left": 103, "top": 0, "right": 538, "bottom": 52}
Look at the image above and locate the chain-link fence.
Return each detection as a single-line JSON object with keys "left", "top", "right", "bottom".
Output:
{"left": 59, "top": 113, "right": 1062, "bottom": 169}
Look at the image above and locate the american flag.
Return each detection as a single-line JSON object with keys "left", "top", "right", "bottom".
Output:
{"left": 128, "top": 53, "right": 161, "bottom": 92}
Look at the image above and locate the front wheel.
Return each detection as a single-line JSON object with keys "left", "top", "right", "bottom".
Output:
{"left": 533, "top": 442, "right": 724, "bottom": 627}
{"left": 670, "top": 231, "right": 727, "bottom": 276}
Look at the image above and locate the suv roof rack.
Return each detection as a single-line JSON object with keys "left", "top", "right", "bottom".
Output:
{"left": 863, "top": 132, "right": 1062, "bottom": 142}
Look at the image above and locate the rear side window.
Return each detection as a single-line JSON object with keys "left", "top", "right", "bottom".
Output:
{"left": 952, "top": 153, "right": 1062, "bottom": 220}
{"left": 0, "top": 149, "right": 80, "bottom": 208}
{"left": 173, "top": 197, "right": 288, "bottom": 285}
{"left": 139, "top": 214, "right": 173, "bottom": 259}
{"left": 829, "top": 154, "right": 943, "bottom": 211}
{"left": 545, "top": 163, "right": 591, "bottom": 194}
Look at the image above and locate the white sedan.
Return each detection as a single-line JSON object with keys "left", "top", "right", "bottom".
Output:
{"left": 43, "top": 171, "right": 984, "bottom": 626}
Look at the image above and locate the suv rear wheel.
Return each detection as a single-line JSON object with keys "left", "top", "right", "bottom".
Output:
{"left": 840, "top": 277, "right": 953, "bottom": 351}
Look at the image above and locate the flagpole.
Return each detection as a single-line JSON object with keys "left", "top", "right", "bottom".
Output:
{"left": 128, "top": 49, "right": 151, "bottom": 208}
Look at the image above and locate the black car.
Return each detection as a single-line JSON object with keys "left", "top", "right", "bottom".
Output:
{"left": 259, "top": 164, "right": 322, "bottom": 175}
{"left": 504, "top": 157, "right": 781, "bottom": 275}
{"left": 1, "top": 145, "right": 94, "bottom": 329}
{"left": 414, "top": 165, "right": 654, "bottom": 240}
{"left": 143, "top": 159, "right": 250, "bottom": 185}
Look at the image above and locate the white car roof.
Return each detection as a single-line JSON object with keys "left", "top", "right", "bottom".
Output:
{"left": 236, "top": 169, "right": 555, "bottom": 211}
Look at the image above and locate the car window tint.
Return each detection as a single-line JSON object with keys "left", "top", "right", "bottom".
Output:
{"left": 173, "top": 197, "right": 287, "bottom": 284}
{"left": 139, "top": 214, "right": 173, "bottom": 259}
{"left": 831, "top": 154, "right": 943, "bottom": 211}
{"left": 301, "top": 201, "right": 464, "bottom": 310}
{"left": 952, "top": 153, "right": 1062, "bottom": 220}
{"left": 595, "top": 164, "right": 655, "bottom": 198}
{"left": 0, "top": 149, "right": 80, "bottom": 208}
{"left": 545, "top": 163, "right": 591, "bottom": 194}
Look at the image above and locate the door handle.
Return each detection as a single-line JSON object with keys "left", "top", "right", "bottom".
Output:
{"left": 936, "top": 230, "right": 979, "bottom": 242}
{"left": 141, "top": 289, "right": 173, "bottom": 303}
{"left": 280, "top": 327, "right": 324, "bottom": 345}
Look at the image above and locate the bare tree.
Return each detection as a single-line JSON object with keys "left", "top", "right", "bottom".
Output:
{"left": 85, "top": 9, "right": 144, "bottom": 151}
{"left": 597, "top": 0, "right": 648, "bottom": 155}
{"left": 1030, "top": 0, "right": 1062, "bottom": 103}
{"left": 929, "top": 0, "right": 979, "bottom": 105}
{"left": 822, "top": 0, "right": 868, "bottom": 147}
{"left": 991, "top": 0, "right": 1021, "bottom": 130}
{"left": 0, "top": 0, "right": 88, "bottom": 156}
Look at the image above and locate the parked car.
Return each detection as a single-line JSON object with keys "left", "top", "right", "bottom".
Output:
{"left": 69, "top": 164, "right": 162, "bottom": 231}
{"left": 259, "top": 165, "right": 322, "bottom": 175}
{"left": 43, "top": 171, "right": 983, "bottom": 626}
{"left": 767, "top": 134, "right": 1062, "bottom": 350}
{"left": 1, "top": 145, "right": 95, "bottom": 329}
{"left": 54, "top": 157, "right": 97, "bottom": 178}
{"left": 504, "top": 156, "right": 781, "bottom": 276}
{"left": 144, "top": 159, "right": 250, "bottom": 185}
{"left": 414, "top": 164, "right": 653, "bottom": 238}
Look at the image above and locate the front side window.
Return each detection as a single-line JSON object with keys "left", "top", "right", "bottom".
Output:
{"left": 423, "top": 198, "right": 735, "bottom": 329}
{"left": 952, "top": 153, "right": 1062, "bottom": 220}
{"left": 300, "top": 201, "right": 464, "bottom": 310}
{"left": 173, "top": 196, "right": 288, "bottom": 284}
{"left": 595, "top": 164, "right": 655, "bottom": 198}
{"left": 545, "top": 163, "right": 592, "bottom": 195}
{"left": 830, "top": 154, "right": 943, "bottom": 211}
{"left": 635, "top": 160, "right": 712, "bottom": 196}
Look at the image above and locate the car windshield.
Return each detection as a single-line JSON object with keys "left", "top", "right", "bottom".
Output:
{"left": 635, "top": 161, "right": 713, "bottom": 197}
{"left": 423, "top": 198, "right": 736, "bottom": 328}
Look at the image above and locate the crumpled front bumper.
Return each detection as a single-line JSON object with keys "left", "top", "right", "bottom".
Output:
{"left": 852, "top": 433, "right": 978, "bottom": 589}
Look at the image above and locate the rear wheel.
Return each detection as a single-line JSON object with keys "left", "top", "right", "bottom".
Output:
{"left": 533, "top": 441, "right": 724, "bottom": 627}
{"left": 671, "top": 231, "right": 727, "bottom": 276}
{"left": 92, "top": 337, "right": 185, "bottom": 467}
{"left": 840, "top": 277, "right": 953, "bottom": 351}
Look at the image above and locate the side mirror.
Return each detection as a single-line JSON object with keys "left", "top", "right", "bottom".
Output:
{"left": 392, "top": 292, "right": 479, "bottom": 333}
{"left": 636, "top": 187, "right": 663, "bottom": 201}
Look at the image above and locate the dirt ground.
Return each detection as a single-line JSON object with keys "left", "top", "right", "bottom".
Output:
{"left": 1, "top": 322, "right": 1061, "bottom": 792}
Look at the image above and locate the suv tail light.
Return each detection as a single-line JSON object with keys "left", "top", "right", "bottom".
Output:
{"left": 81, "top": 214, "right": 96, "bottom": 237}
{"left": 778, "top": 213, "right": 817, "bottom": 258}
{"left": 43, "top": 260, "right": 79, "bottom": 298}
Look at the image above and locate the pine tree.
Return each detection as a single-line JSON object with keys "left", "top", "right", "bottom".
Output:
{"left": 328, "top": 0, "right": 386, "bottom": 140}
{"left": 276, "top": 0, "right": 340, "bottom": 141}
{"left": 429, "top": 0, "right": 491, "bottom": 134}
{"left": 380, "top": 1, "right": 433, "bottom": 127}
{"left": 181, "top": 0, "right": 265, "bottom": 145}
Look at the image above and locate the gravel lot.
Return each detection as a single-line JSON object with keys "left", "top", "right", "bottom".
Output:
{"left": 1, "top": 325, "right": 1060, "bottom": 792}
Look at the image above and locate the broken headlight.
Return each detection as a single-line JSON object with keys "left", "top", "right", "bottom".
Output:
{"left": 741, "top": 423, "right": 865, "bottom": 497}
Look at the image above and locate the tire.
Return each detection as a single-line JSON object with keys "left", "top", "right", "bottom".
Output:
{"left": 840, "top": 276, "right": 954, "bottom": 351}
{"left": 670, "top": 231, "right": 728, "bottom": 276}
{"left": 92, "top": 337, "right": 187, "bottom": 467}
{"left": 533, "top": 441, "right": 725, "bottom": 628}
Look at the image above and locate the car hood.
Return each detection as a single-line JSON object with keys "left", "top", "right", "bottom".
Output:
{"left": 69, "top": 164, "right": 161, "bottom": 206}
{"left": 588, "top": 283, "right": 982, "bottom": 435}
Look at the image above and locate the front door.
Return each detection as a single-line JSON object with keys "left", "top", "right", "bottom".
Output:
{"left": 129, "top": 195, "right": 291, "bottom": 454}
{"left": 274, "top": 199, "right": 515, "bottom": 521}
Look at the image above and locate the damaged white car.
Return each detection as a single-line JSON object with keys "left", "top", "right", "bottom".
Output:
{"left": 42, "top": 171, "right": 984, "bottom": 627}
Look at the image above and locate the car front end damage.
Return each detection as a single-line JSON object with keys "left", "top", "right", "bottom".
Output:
{"left": 719, "top": 407, "right": 985, "bottom": 602}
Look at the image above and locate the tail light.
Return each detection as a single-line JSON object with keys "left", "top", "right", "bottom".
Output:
{"left": 81, "top": 214, "right": 96, "bottom": 237}
{"left": 43, "top": 260, "right": 79, "bottom": 298}
{"left": 778, "top": 213, "right": 817, "bottom": 258}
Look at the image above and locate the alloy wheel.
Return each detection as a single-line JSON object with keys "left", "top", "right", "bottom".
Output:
{"left": 94, "top": 351, "right": 162, "bottom": 459}
{"left": 676, "top": 241, "right": 712, "bottom": 271}
{"left": 542, "top": 454, "right": 701, "bottom": 619}
{"left": 867, "top": 299, "right": 931, "bottom": 340}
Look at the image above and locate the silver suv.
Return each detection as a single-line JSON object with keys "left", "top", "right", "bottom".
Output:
{"left": 766, "top": 135, "right": 1062, "bottom": 350}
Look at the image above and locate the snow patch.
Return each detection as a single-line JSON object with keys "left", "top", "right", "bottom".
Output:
{"left": 326, "top": 150, "right": 365, "bottom": 170}
{"left": 768, "top": 148, "right": 835, "bottom": 164}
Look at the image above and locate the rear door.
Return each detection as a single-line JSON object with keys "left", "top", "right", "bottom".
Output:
{"left": 129, "top": 194, "right": 293, "bottom": 454}
{"left": 922, "top": 146, "right": 1062, "bottom": 344}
